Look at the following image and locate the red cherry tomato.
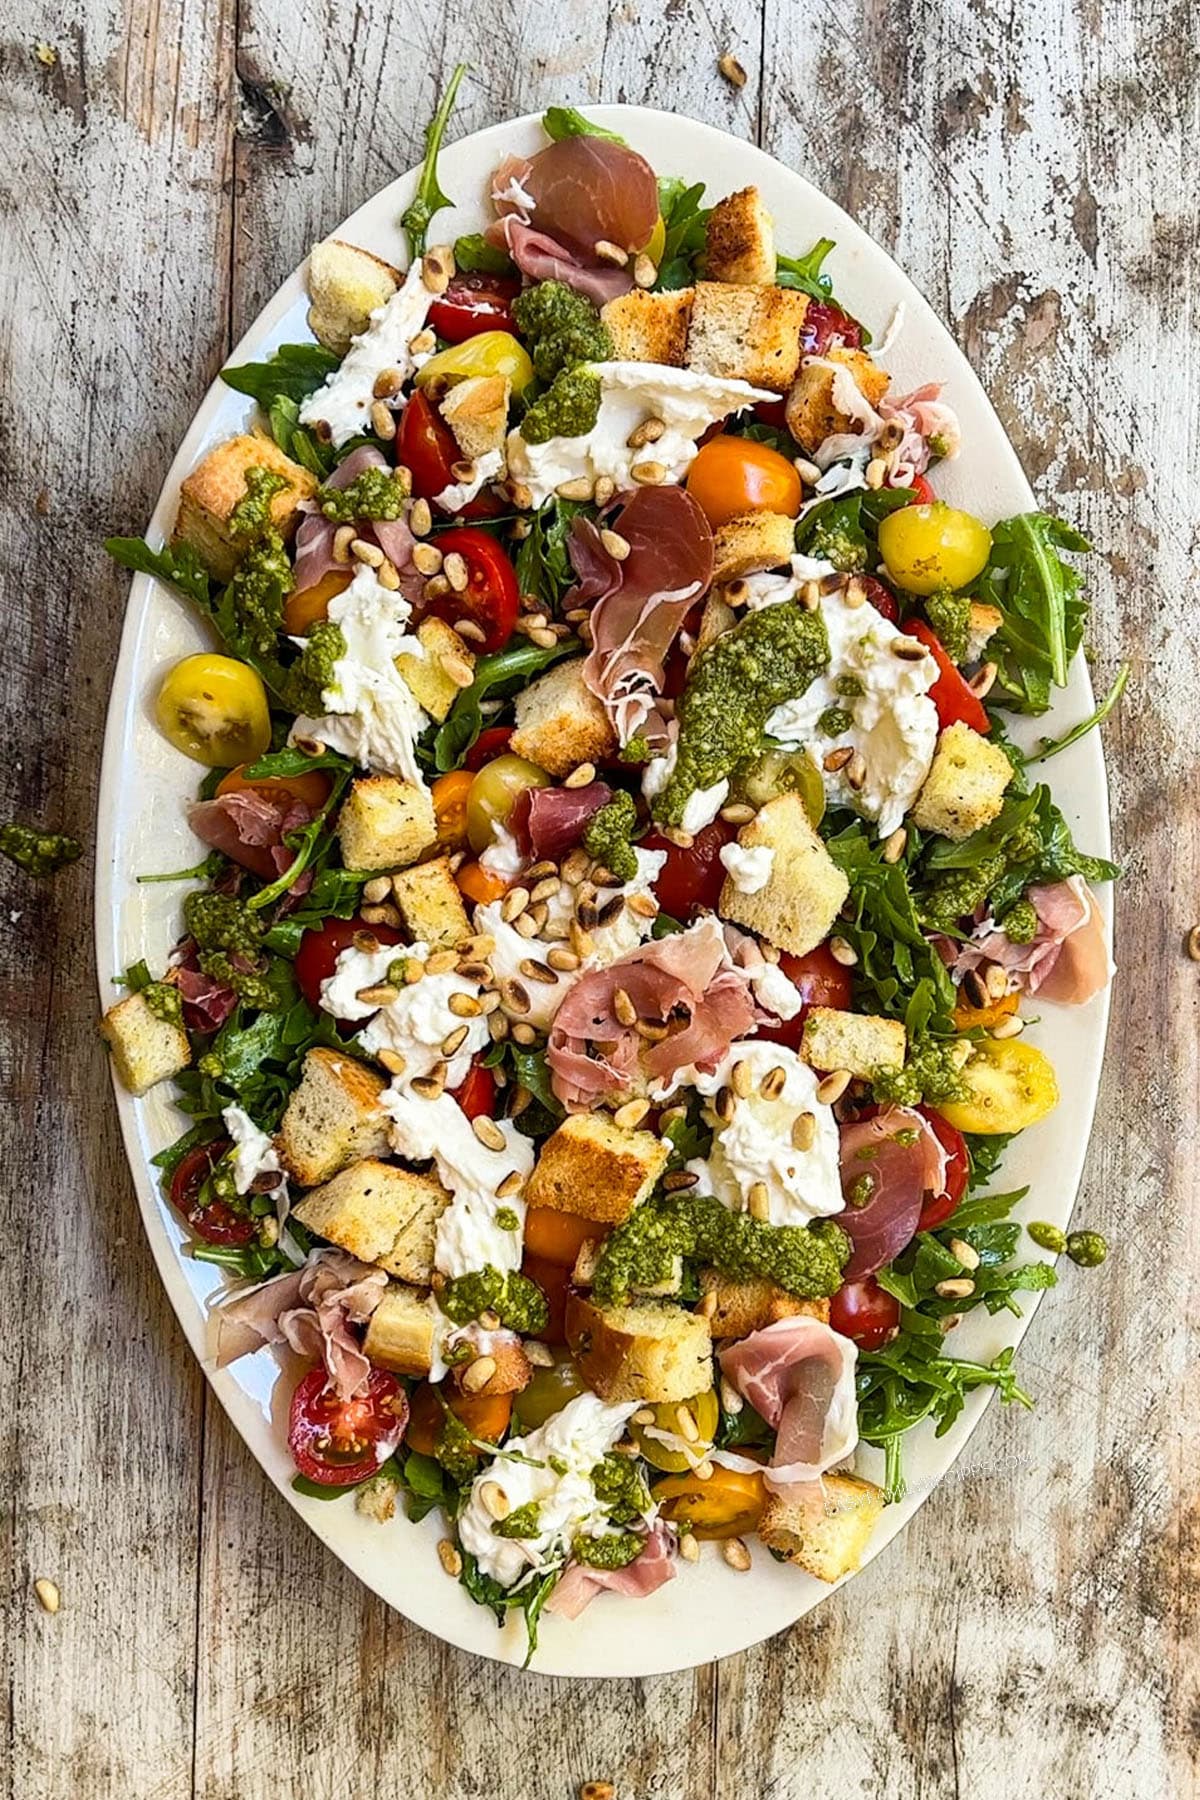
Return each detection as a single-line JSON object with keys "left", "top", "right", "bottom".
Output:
{"left": 428, "top": 273, "right": 520, "bottom": 343}
{"left": 754, "top": 943, "right": 853, "bottom": 1051}
{"left": 916, "top": 1109, "right": 970, "bottom": 1231}
{"left": 642, "top": 819, "right": 735, "bottom": 919}
{"left": 426, "top": 527, "right": 520, "bottom": 654}
{"left": 903, "top": 473, "right": 935, "bottom": 505}
{"left": 753, "top": 398, "right": 789, "bottom": 429}
{"left": 464, "top": 725, "right": 514, "bottom": 773}
{"left": 168, "top": 1140, "right": 256, "bottom": 1247}
{"left": 288, "top": 1366, "right": 408, "bottom": 1487}
{"left": 395, "top": 391, "right": 505, "bottom": 519}
{"left": 802, "top": 302, "right": 863, "bottom": 355}
{"left": 830, "top": 1276, "right": 901, "bottom": 1349}
{"left": 522, "top": 1254, "right": 570, "bottom": 1345}
{"left": 452, "top": 1060, "right": 497, "bottom": 1122}
{"left": 860, "top": 574, "right": 898, "bottom": 622}
{"left": 293, "top": 915, "right": 404, "bottom": 1011}
{"left": 900, "top": 618, "right": 991, "bottom": 734}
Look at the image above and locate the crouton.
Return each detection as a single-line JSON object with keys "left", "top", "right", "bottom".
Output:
{"left": 565, "top": 1293, "right": 713, "bottom": 1404}
{"left": 711, "top": 510, "right": 797, "bottom": 583}
{"left": 275, "top": 1046, "right": 390, "bottom": 1187}
{"left": 784, "top": 348, "right": 890, "bottom": 453}
{"left": 355, "top": 1471, "right": 402, "bottom": 1522}
{"left": 396, "top": 617, "right": 476, "bottom": 723}
{"left": 685, "top": 281, "right": 810, "bottom": 394}
{"left": 801, "top": 1007, "right": 906, "bottom": 1079}
{"left": 509, "top": 656, "right": 617, "bottom": 777}
{"left": 525, "top": 1115, "right": 670, "bottom": 1226}
{"left": 438, "top": 374, "right": 511, "bottom": 461}
{"left": 965, "top": 601, "right": 1004, "bottom": 665}
{"left": 362, "top": 1283, "right": 438, "bottom": 1376}
{"left": 293, "top": 1158, "right": 449, "bottom": 1282}
{"left": 699, "top": 1270, "right": 831, "bottom": 1339}
{"left": 758, "top": 1470, "right": 885, "bottom": 1582}
{"left": 704, "top": 186, "right": 776, "bottom": 285}
{"left": 910, "top": 721, "right": 1014, "bottom": 842}
{"left": 695, "top": 593, "right": 736, "bottom": 653}
{"left": 99, "top": 989, "right": 191, "bottom": 1097}
{"left": 172, "top": 434, "right": 317, "bottom": 582}
{"left": 451, "top": 1336, "right": 532, "bottom": 1398}
{"left": 600, "top": 288, "right": 694, "bottom": 366}
{"left": 389, "top": 855, "right": 471, "bottom": 949}
{"left": 307, "top": 238, "right": 400, "bottom": 355}
{"left": 718, "top": 795, "right": 849, "bottom": 956}
{"left": 337, "top": 775, "right": 436, "bottom": 872}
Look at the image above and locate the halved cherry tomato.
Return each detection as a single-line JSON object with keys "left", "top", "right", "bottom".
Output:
{"left": 283, "top": 567, "right": 352, "bottom": 636}
{"left": 288, "top": 1365, "right": 408, "bottom": 1486}
{"left": 523, "top": 1206, "right": 606, "bottom": 1269}
{"left": 431, "top": 768, "right": 475, "bottom": 850}
{"left": 900, "top": 619, "right": 991, "bottom": 734}
{"left": 156, "top": 653, "right": 271, "bottom": 767}
{"left": 455, "top": 860, "right": 509, "bottom": 906}
{"left": 952, "top": 990, "right": 1019, "bottom": 1032}
{"left": 466, "top": 751, "right": 550, "bottom": 852}
{"left": 902, "top": 473, "right": 935, "bottom": 505}
{"left": 642, "top": 819, "right": 735, "bottom": 920}
{"left": 754, "top": 943, "right": 853, "bottom": 1051}
{"left": 168, "top": 1139, "right": 255, "bottom": 1247}
{"left": 753, "top": 398, "right": 789, "bottom": 429}
{"left": 416, "top": 330, "right": 533, "bottom": 398}
{"left": 933, "top": 1039, "right": 1058, "bottom": 1136}
{"left": 428, "top": 272, "right": 521, "bottom": 343}
{"left": 405, "top": 1382, "right": 511, "bottom": 1458}
{"left": 829, "top": 1276, "right": 901, "bottom": 1349}
{"left": 686, "top": 434, "right": 803, "bottom": 529}
{"left": 514, "top": 1354, "right": 586, "bottom": 1429}
{"left": 217, "top": 763, "right": 332, "bottom": 811}
{"left": 521, "top": 1254, "right": 571, "bottom": 1344}
{"left": 464, "top": 725, "right": 514, "bottom": 773}
{"left": 427, "top": 529, "right": 520, "bottom": 654}
{"left": 631, "top": 1388, "right": 720, "bottom": 1472}
{"left": 294, "top": 915, "right": 403, "bottom": 1011}
{"left": 652, "top": 1466, "right": 766, "bottom": 1540}
{"left": 879, "top": 502, "right": 991, "bottom": 596}
{"left": 395, "top": 390, "right": 505, "bottom": 519}
{"left": 802, "top": 302, "right": 863, "bottom": 355}
{"left": 916, "top": 1109, "right": 970, "bottom": 1231}
{"left": 452, "top": 1060, "right": 496, "bottom": 1122}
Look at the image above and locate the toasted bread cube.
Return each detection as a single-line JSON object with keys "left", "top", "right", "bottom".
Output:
{"left": 509, "top": 656, "right": 618, "bottom": 777}
{"left": 172, "top": 434, "right": 317, "bottom": 582}
{"left": 439, "top": 374, "right": 511, "bottom": 461}
{"left": 965, "top": 601, "right": 1003, "bottom": 665}
{"left": 355, "top": 1471, "right": 402, "bottom": 1522}
{"left": 294, "top": 1158, "right": 449, "bottom": 1282}
{"left": 275, "top": 1046, "right": 390, "bottom": 1187}
{"left": 100, "top": 989, "right": 191, "bottom": 1097}
{"left": 801, "top": 1007, "right": 906, "bottom": 1079}
{"left": 307, "top": 238, "right": 400, "bottom": 354}
{"left": 758, "top": 1470, "right": 885, "bottom": 1582}
{"left": 685, "top": 281, "right": 810, "bottom": 394}
{"left": 337, "top": 775, "right": 436, "bottom": 872}
{"left": 699, "top": 1271, "right": 831, "bottom": 1338}
{"left": 565, "top": 1293, "right": 713, "bottom": 1404}
{"left": 718, "top": 795, "right": 849, "bottom": 956}
{"left": 451, "top": 1336, "right": 532, "bottom": 1398}
{"left": 711, "top": 510, "right": 797, "bottom": 583}
{"left": 363, "top": 1282, "right": 438, "bottom": 1376}
{"left": 695, "top": 594, "right": 736, "bottom": 653}
{"left": 389, "top": 855, "right": 471, "bottom": 949}
{"left": 910, "top": 721, "right": 1014, "bottom": 842}
{"left": 704, "top": 186, "right": 776, "bottom": 285}
{"left": 396, "top": 617, "right": 476, "bottom": 723}
{"left": 784, "top": 348, "right": 890, "bottom": 453}
{"left": 525, "top": 1115, "right": 670, "bottom": 1225}
{"left": 600, "top": 288, "right": 694, "bottom": 365}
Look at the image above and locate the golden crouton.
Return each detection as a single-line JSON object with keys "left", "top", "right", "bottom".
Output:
{"left": 704, "top": 186, "right": 776, "bottom": 285}
{"left": 525, "top": 1115, "right": 670, "bottom": 1226}
{"left": 294, "top": 1159, "right": 449, "bottom": 1283}
{"left": 307, "top": 238, "right": 400, "bottom": 354}
{"left": 337, "top": 776, "right": 436, "bottom": 872}
{"left": 438, "top": 374, "right": 511, "bottom": 462}
{"left": 173, "top": 434, "right": 317, "bottom": 582}
{"left": 565, "top": 1293, "right": 714, "bottom": 1405}
{"left": 711, "top": 510, "right": 797, "bottom": 583}
{"left": 699, "top": 1271, "right": 831, "bottom": 1339}
{"left": 362, "top": 1283, "right": 438, "bottom": 1376}
{"left": 685, "top": 281, "right": 810, "bottom": 393}
{"left": 389, "top": 856, "right": 471, "bottom": 949}
{"left": 396, "top": 617, "right": 476, "bottom": 724}
{"left": 509, "top": 656, "right": 618, "bottom": 777}
{"left": 910, "top": 721, "right": 1014, "bottom": 842}
{"left": 718, "top": 795, "right": 850, "bottom": 956}
{"left": 100, "top": 989, "right": 191, "bottom": 1097}
{"left": 966, "top": 601, "right": 1003, "bottom": 664}
{"left": 784, "top": 347, "right": 890, "bottom": 453}
{"left": 600, "top": 289, "right": 694, "bottom": 366}
{"left": 758, "top": 1471, "right": 885, "bottom": 1582}
{"left": 275, "top": 1046, "right": 390, "bottom": 1188}
{"left": 801, "top": 1007, "right": 906, "bottom": 1079}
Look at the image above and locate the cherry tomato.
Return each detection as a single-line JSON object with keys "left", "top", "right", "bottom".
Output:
{"left": 521, "top": 1254, "right": 571, "bottom": 1344}
{"left": 514, "top": 1354, "right": 586, "bottom": 1430}
{"left": 293, "top": 915, "right": 404, "bottom": 1011}
{"left": 217, "top": 764, "right": 332, "bottom": 811}
{"left": 416, "top": 331, "right": 533, "bottom": 398}
{"left": 753, "top": 398, "right": 789, "bottom": 429}
{"left": 860, "top": 574, "right": 898, "bottom": 622}
{"left": 900, "top": 619, "right": 991, "bottom": 734}
{"left": 802, "top": 302, "right": 863, "bottom": 355}
{"left": 642, "top": 819, "right": 735, "bottom": 919}
{"left": 452, "top": 1060, "right": 496, "bottom": 1122}
{"left": 168, "top": 1139, "right": 256, "bottom": 1246}
{"left": 878, "top": 502, "right": 991, "bottom": 596}
{"left": 426, "top": 528, "right": 520, "bottom": 654}
{"left": 466, "top": 751, "right": 550, "bottom": 851}
{"left": 395, "top": 391, "right": 505, "bottom": 520}
{"left": 283, "top": 567, "right": 352, "bottom": 636}
{"left": 406, "top": 1382, "right": 512, "bottom": 1457}
{"left": 916, "top": 1109, "right": 970, "bottom": 1232}
{"left": 428, "top": 273, "right": 520, "bottom": 343}
{"left": 288, "top": 1366, "right": 408, "bottom": 1486}
{"left": 431, "top": 768, "right": 475, "bottom": 850}
{"left": 464, "top": 725, "right": 514, "bottom": 773}
{"left": 156, "top": 654, "right": 271, "bottom": 768}
{"left": 754, "top": 943, "right": 853, "bottom": 1051}
{"left": 652, "top": 1466, "right": 766, "bottom": 1540}
{"left": 455, "top": 860, "right": 509, "bottom": 906}
{"left": 902, "top": 473, "right": 935, "bottom": 505}
{"left": 685, "top": 434, "right": 803, "bottom": 529}
{"left": 523, "top": 1206, "right": 605, "bottom": 1268}
{"left": 829, "top": 1276, "right": 901, "bottom": 1349}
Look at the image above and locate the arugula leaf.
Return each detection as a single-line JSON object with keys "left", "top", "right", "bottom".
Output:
{"left": 726, "top": 415, "right": 795, "bottom": 459}
{"left": 265, "top": 394, "right": 339, "bottom": 476}
{"left": 138, "top": 850, "right": 227, "bottom": 885}
{"left": 776, "top": 236, "right": 870, "bottom": 343}
{"left": 241, "top": 745, "right": 353, "bottom": 781}
{"left": 105, "top": 537, "right": 212, "bottom": 610}
{"left": 221, "top": 342, "right": 340, "bottom": 406}
{"left": 121, "top": 960, "right": 154, "bottom": 994}
{"left": 793, "top": 487, "right": 910, "bottom": 572}
{"left": 262, "top": 866, "right": 372, "bottom": 956}
{"left": 453, "top": 233, "right": 516, "bottom": 276}
{"left": 976, "top": 513, "right": 1091, "bottom": 713}
{"left": 458, "top": 1553, "right": 559, "bottom": 1667}
{"left": 824, "top": 818, "right": 957, "bottom": 1027}
{"left": 402, "top": 63, "right": 467, "bottom": 258}
{"left": 715, "top": 1397, "right": 775, "bottom": 1452}
{"left": 429, "top": 640, "right": 574, "bottom": 772}
{"left": 513, "top": 497, "right": 590, "bottom": 611}
{"left": 243, "top": 767, "right": 352, "bottom": 913}
{"left": 923, "top": 790, "right": 1043, "bottom": 872}
{"left": 655, "top": 178, "right": 710, "bottom": 290}
{"left": 150, "top": 1117, "right": 224, "bottom": 1180}
{"left": 1030, "top": 661, "right": 1129, "bottom": 762}
{"left": 541, "top": 106, "right": 625, "bottom": 143}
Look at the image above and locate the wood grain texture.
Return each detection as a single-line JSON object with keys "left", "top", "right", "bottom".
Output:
{"left": 2, "top": 0, "right": 1196, "bottom": 1795}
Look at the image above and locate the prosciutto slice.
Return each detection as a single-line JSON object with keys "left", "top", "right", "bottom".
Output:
{"left": 212, "top": 1247, "right": 388, "bottom": 1400}
{"left": 545, "top": 1524, "right": 676, "bottom": 1620}
{"left": 291, "top": 445, "right": 423, "bottom": 603}
{"left": 510, "top": 780, "right": 612, "bottom": 861}
{"left": 167, "top": 958, "right": 238, "bottom": 1032}
{"left": 492, "top": 216, "right": 634, "bottom": 308}
{"left": 491, "top": 136, "right": 658, "bottom": 260}
{"left": 719, "top": 1316, "right": 859, "bottom": 1493}
{"left": 945, "top": 875, "right": 1112, "bottom": 1007}
{"left": 811, "top": 368, "right": 962, "bottom": 486}
{"left": 571, "top": 488, "right": 714, "bottom": 748}
{"left": 836, "top": 1106, "right": 948, "bottom": 1280}
{"left": 188, "top": 788, "right": 314, "bottom": 884}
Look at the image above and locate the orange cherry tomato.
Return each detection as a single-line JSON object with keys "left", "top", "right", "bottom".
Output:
{"left": 283, "top": 567, "right": 352, "bottom": 636}
{"left": 686, "top": 434, "right": 803, "bottom": 529}
{"left": 405, "top": 1382, "right": 512, "bottom": 1457}
{"left": 455, "top": 860, "right": 509, "bottom": 906}
{"left": 521, "top": 1254, "right": 571, "bottom": 1344}
{"left": 216, "top": 764, "right": 333, "bottom": 810}
{"left": 652, "top": 1466, "right": 766, "bottom": 1539}
{"left": 952, "top": 991, "right": 1020, "bottom": 1031}
{"left": 431, "top": 768, "right": 475, "bottom": 850}
{"left": 523, "top": 1207, "right": 607, "bottom": 1269}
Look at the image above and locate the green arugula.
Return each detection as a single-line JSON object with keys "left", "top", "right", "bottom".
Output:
{"left": 776, "top": 236, "right": 870, "bottom": 342}
{"left": 138, "top": 850, "right": 227, "bottom": 886}
{"left": 824, "top": 819, "right": 958, "bottom": 1028}
{"left": 428, "top": 639, "right": 574, "bottom": 772}
{"left": 1030, "top": 661, "right": 1129, "bottom": 762}
{"left": 976, "top": 513, "right": 1091, "bottom": 713}
{"left": 655, "top": 178, "right": 710, "bottom": 290}
{"left": 541, "top": 106, "right": 625, "bottom": 143}
{"left": 458, "top": 1553, "right": 559, "bottom": 1667}
{"left": 453, "top": 233, "right": 517, "bottom": 276}
{"left": 104, "top": 536, "right": 213, "bottom": 611}
{"left": 221, "top": 342, "right": 340, "bottom": 406}
{"left": 514, "top": 497, "right": 590, "bottom": 611}
{"left": 794, "top": 487, "right": 910, "bottom": 572}
{"left": 402, "top": 63, "right": 467, "bottom": 258}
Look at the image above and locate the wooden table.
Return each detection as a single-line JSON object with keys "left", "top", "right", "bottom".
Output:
{"left": 4, "top": 2, "right": 1195, "bottom": 1795}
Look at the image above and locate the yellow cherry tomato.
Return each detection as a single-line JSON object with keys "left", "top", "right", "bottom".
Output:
{"left": 630, "top": 1389, "right": 720, "bottom": 1473}
{"left": 513, "top": 1356, "right": 587, "bottom": 1432}
{"left": 652, "top": 1466, "right": 766, "bottom": 1540}
{"left": 933, "top": 1038, "right": 1059, "bottom": 1135}
{"left": 465, "top": 752, "right": 551, "bottom": 854}
{"left": 877, "top": 502, "right": 992, "bottom": 596}
{"left": 155, "top": 654, "right": 271, "bottom": 767}
{"left": 414, "top": 330, "right": 535, "bottom": 398}
{"left": 641, "top": 214, "right": 667, "bottom": 266}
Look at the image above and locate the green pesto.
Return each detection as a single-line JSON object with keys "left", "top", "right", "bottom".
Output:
{"left": 196, "top": 950, "right": 280, "bottom": 1011}
{"left": 805, "top": 518, "right": 868, "bottom": 573}
{"left": 0, "top": 823, "right": 83, "bottom": 876}
{"left": 583, "top": 789, "right": 638, "bottom": 882}
{"left": 921, "top": 822, "right": 1042, "bottom": 931}
{"left": 817, "top": 704, "right": 854, "bottom": 737}
{"left": 511, "top": 280, "right": 613, "bottom": 384}
{"left": 923, "top": 588, "right": 972, "bottom": 664}
{"left": 318, "top": 466, "right": 411, "bottom": 523}
{"left": 284, "top": 620, "right": 346, "bottom": 717}
{"left": 655, "top": 607, "right": 829, "bottom": 828}
{"left": 1028, "top": 1221, "right": 1066, "bottom": 1253}
{"left": 835, "top": 674, "right": 864, "bottom": 698}
{"left": 591, "top": 1191, "right": 849, "bottom": 1306}
{"left": 872, "top": 1040, "right": 969, "bottom": 1108}
{"left": 439, "top": 1265, "right": 549, "bottom": 1334}
{"left": 143, "top": 981, "right": 183, "bottom": 1027}
{"left": 927, "top": 432, "right": 951, "bottom": 460}
{"left": 591, "top": 1453, "right": 651, "bottom": 1524}
{"left": 847, "top": 1173, "right": 877, "bottom": 1208}
{"left": 1001, "top": 899, "right": 1038, "bottom": 944}
{"left": 1066, "top": 1229, "right": 1108, "bottom": 1268}
{"left": 492, "top": 1500, "right": 543, "bottom": 1540}
{"left": 495, "top": 1206, "right": 520, "bottom": 1232}
{"left": 520, "top": 368, "right": 603, "bottom": 445}
{"left": 435, "top": 1409, "right": 479, "bottom": 1484}
{"left": 619, "top": 734, "right": 654, "bottom": 764}
{"left": 227, "top": 530, "right": 293, "bottom": 656}
{"left": 183, "top": 891, "right": 279, "bottom": 1010}
{"left": 573, "top": 1530, "right": 643, "bottom": 1570}
{"left": 228, "top": 466, "right": 288, "bottom": 540}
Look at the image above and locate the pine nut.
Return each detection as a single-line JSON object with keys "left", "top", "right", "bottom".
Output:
{"left": 412, "top": 542, "right": 444, "bottom": 576}
{"left": 722, "top": 1537, "right": 752, "bottom": 1572}
{"left": 614, "top": 1097, "right": 650, "bottom": 1130}
{"left": 718, "top": 50, "right": 747, "bottom": 86}
{"left": 633, "top": 253, "right": 657, "bottom": 288}
{"left": 891, "top": 637, "right": 929, "bottom": 662}
{"left": 719, "top": 1376, "right": 744, "bottom": 1414}
{"left": 376, "top": 1048, "right": 407, "bottom": 1076}
{"left": 627, "top": 891, "right": 658, "bottom": 919}
{"left": 816, "top": 1069, "right": 852, "bottom": 1105}
{"left": 630, "top": 459, "right": 666, "bottom": 484}
{"left": 626, "top": 417, "right": 666, "bottom": 449}
{"left": 613, "top": 987, "right": 637, "bottom": 1027}
{"left": 594, "top": 238, "right": 629, "bottom": 266}
{"left": 422, "top": 244, "right": 455, "bottom": 292}
{"left": 677, "top": 1531, "right": 701, "bottom": 1563}
{"left": 501, "top": 886, "right": 530, "bottom": 922}
{"left": 547, "top": 946, "right": 580, "bottom": 972}
{"left": 356, "top": 982, "right": 399, "bottom": 1007}
{"left": 760, "top": 1064, "right": 787, "bottom": 1101}
{"left": 865, "top": 456, "right": 887, "bottom": 489}
{"left": 496, "top": 1168, "right": 524, "bottom": 1198}
{"left": 520, "top": 957, "right": 558, "bottom": 986}
{"left": 478, "top": 1480, "right": 509, "bottom": 1519}
{"left": 882, "top": 827, "right": 908, "bottom": 863}
{"left": 935, "top": 1277, "right": 976, "bottom": 1299}
{"left": 991, "top": 1013, "right": 1025, "bottom": 1039}
{"left": 555, "top": 476, "right": 594, "bottom": 502}
{"left": 376, "top": 559, "right": 401, "bottom": 590}
{"left": 792, "top": 1111, "right": 817, "bottom": 1151}
{"left": 720, "top": 802, "right": 756, "bottom": 824}
{"left": 949, "top": 1237, "right": 981, "bottom": 1271}
{"left": 713, "top": 1085, "right": 736, "bottom": 1124}
{"left": 748, "top": 1181, "right": 771, "bottom": 1220}
{"left": 501, "top": 979, "right": 531, "bottom": 1016}
{"left": 829, "top": 936, "right": 858, "bottom": 966}
{"left": 362, "top": 876, "right": 392, "bottom": 903}
{"left": 448, "top": 990, "right": 482, "bottom": 1017}
{"left": 441, "top": 1024, "right": 469, "bottom": 1056}
{"left": 409, "top": 497, "right": 432, "bottom": 537}
{"left": 675, "top": 1404, "right": 700, "bottom": 1443}
{"left": 360, "top": 903, "right": 402, "bottom": 927}
{"left": 350, "top": 537, "right": 384, "bottom": 567}
{"left": 663, "top": 1169, "right": 699, "bottom": 1191}
{"left": 794, "top": 457, "right": 822, "bottom": 485}
{"left": 731, "top": 1058, "right": 754, "bottom": 1098}
{"left": 332, "top": 524, "right": 356, "bottom": 563}
{"left": 472, "top": 1115, "right": 506, "bottom": 1151}
{"left": 697, "top": 1286, "right": 718, "bottom": 1317}
{"left": 823, "top": 745, "right": 854, "bottom": 772}
{"left": 411, "top": 1071, "right": 445, "bottom": 1100}
{"left": 564, "top": 761, "right": 596, "bottom": 789}
{"left": 34, "top": 1578, "right": 60, "bottom": 1614}
{"left": 443, "top": 551, "right": 469, "bottom": 593}
{"left": 600, "top": 528, "right": 631, "bottom": 561}
{"left": 969, "top": 661, "right": 998, "bottom": 698}
{"left": 437, "top": 1539, "right": 463, "bottom": 1578}
{"left": 530, "top": 875, "right": 561, "bottom": 903}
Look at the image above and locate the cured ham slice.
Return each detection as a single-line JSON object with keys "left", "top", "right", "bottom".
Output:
{"left": 545, "top": 1524, "right": 676, "bottom": 1619}
{"left": 188, "top": 788, "right": 314, "bottom": 883}
{"left": 168, "top": 958, "right": 238, "bottom": 1032}
{"left": 487, "top": 137, "right": 659, "bottom": 305}
{"left": 493, "top": 217, "right": 634, "bottom": 308}
{"left": 510, "top": 780, "right": 613, "bottom": 861}
{"left": 945, "top": 875, "right": 1112, "bottom": 1007}
{"left": 836, "top": 1106, "right": 947, "bottom": 1280}
{"left": 291, "top": 445, "right": 422, "bottom": 603}
{"left": 719, "top": 1315, "right": 859, "bottom": 1492}
{"left": 212, "top": 1247, "right": 388, "bottom": 1400}
{"left": 812, "top": 372, "right": 961, "bottom": 484}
